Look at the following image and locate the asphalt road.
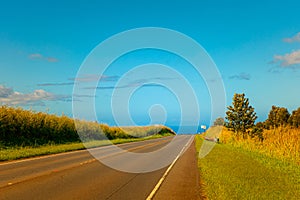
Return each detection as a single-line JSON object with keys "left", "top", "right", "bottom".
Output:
{"left": 0, "top": 135, "right": 201, "bottom": 200}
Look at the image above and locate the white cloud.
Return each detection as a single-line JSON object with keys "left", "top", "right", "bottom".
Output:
{"left": 0, "top": 85, "right": 13, "bottom": 97}
{"left": 0, "top": 85, "right": 70, "bottom": 106}
{"left": 28, "top": 53, "right": 58, "bottom": 62}
{"left": 283, "top": 32, "right": 300, "bottom": 43}
{"left": 273, "top": 50, "right": 300, "bottom": 67}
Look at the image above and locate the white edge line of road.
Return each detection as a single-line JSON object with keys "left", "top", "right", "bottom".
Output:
{"left": 0, "top": 137, "right": 170, "bottom": 166}
{"left": 145, "top": 135, "right": 194, "bottom": 200}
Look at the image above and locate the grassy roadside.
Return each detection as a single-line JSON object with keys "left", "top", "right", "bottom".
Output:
{"left": 0, "top": 133, "right": 173, "bottom": 161}
{"left": 195, "top": 135, "right": 300, "bottom": 200}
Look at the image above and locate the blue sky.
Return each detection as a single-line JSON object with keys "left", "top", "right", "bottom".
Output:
{"left": 1, "top": 0, "right": 300, "bottom": 132}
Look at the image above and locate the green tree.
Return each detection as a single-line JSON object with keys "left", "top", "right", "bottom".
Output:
{"left": 265, "top": 106, "right": 290, "bottom": 128}
{"left": 255, "top": 122, "right": 265, "bottom": 129}
{"left": 213, "top": 117, "right": 225, "bottom": 126}
{"left": 288, "top": 107, "right": 300, "bottom": 128}
{"left": 225, "top": 93, "right": 257, "bottom": 137}
{"left": 248, "top": 122, "right": 264, "bottom": 141}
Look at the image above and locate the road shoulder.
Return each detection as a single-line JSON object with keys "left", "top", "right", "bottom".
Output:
{"left": 153, "top": 139, "right": 204, "bottom": 200}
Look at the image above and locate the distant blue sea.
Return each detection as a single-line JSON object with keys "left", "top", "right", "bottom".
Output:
{"left": 168, "top": 125, "right": 208, "bottom": 134}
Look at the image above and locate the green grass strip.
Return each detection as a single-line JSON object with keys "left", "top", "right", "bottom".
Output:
{"left": 195, "top": 135, "right": 300, "bottom": 200}
{"left": 0, "top": 134, "right": 172, "bottom": 161}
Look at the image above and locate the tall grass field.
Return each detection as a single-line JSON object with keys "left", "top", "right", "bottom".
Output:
{"left": 220, "top": 126, "right": 300, "bottom": 164}
{"left": 0, "top": 106, "right": 175, "bottom": 161}
{"left": 196, "top": 126, "right": 300, "bottom": 199}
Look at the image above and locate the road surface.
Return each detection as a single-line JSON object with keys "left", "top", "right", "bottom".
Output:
{"left": 0, "top": 135, "right": 202, "bottom": 200}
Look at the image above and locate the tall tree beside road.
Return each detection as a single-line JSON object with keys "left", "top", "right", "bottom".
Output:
{"left": 288, "top": 107, "right": 300, "bottom": 128}
{"left": 265, "top": 106, "right": 290, "bottom": 128}
{"left": 225, "top": 93, "right": 257, "bottom": 138}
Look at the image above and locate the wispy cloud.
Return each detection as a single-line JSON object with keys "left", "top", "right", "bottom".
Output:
{"left": 283, "top": 32, "right": 300, "bottom": 43}
{"left": 0, "top": 85, "right": 13, "bottom": 98}
{"left": 125, "top": 78, "right": 174, "bottom": 88}
{"left": 273, "top": 50, "right": 300, "bottom": 67}
{"left": 132, "top": 77, "right": 176, "bottom": 83}
{"left": 268, "top": 67, "right": 282, "bottom": 74}
{"left": 72, "top": 94, "right": 96, "bottom": 98}
{"left": 46, "top": 57, "right": 59, "bottom": 62}
{"left": 88, "top": 86, "right": 128, "bottom": 90}
{"left": 140, "top": 83, "right": 165, "bottom": 88}
{"left": 38, "top": 75, "right": 120, "bottom": 87}
{"left": 37, "top": 82, "right": 74, "bottom": 86}
{"left": 28, "top": 53, "right": 59, "bottom": 62}
{"left": 0, "top": 85, "right": 70, "bottom": 106}
{"left": 87, "top": 83, "right": 165, "bottom": 90}
{"left": 29, "top": 53, "right": 43, "bottom": 60}
{"left": 70, "top": 74, "right": 119, "bottom": 83}
{"left": 85, "top": 77, "right": 173, "bottom": 90}
{"left": 229, "top": 73, "right": 251, "bottom": 80}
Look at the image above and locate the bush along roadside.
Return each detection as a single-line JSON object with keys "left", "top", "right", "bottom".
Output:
{"left": 0, "top": 106, "right": 175, "bottom": 148}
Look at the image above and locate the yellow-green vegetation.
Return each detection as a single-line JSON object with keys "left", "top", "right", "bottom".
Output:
{"left": 198, "top": 93, "right": 300, "bottom": 199}
{"left": 195, "top": 134, "right": 300, "bottom": 200}
{"left": 0, "top": 133, "right": 173, "bottom": 161}
{"left": 0, "top": 106, "right": 79, "bottom": 146}
{"left": 0, "top": 106, "right": 175, "bottom": 160}
{"left": 220, "top": 126, "right": 300, "bottom": 164}
{"left": 0, "top": 106, "right": 175, "bottom": 147}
